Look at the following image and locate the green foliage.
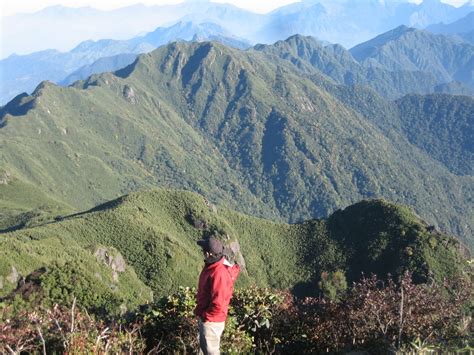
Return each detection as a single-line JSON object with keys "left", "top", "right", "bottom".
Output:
{"left": 141, "top": 286, "right": 198, "bottom": 353}
{"left": 39, "top": 262, "right": 125, "bottom": 317}
{"left": 0, "top": 175, "right": 73, "bottom": 231}
{"left": 230, "top": 286, "right": 287, "bottom": 352}
{"left": 350, "top": 26, "right": 474, "bottom": 92}
{"left": 141, "top": 286, "right": 253, "bottom": 354}
{"left": 396, "top": 94, "right": 474, "bottom": 176}
{"left": 0, "top": 189, "right": 469, "bottom": 319}
{"left": 2, "top": 275, "right": 472, "bottom": 354}
{"left": 318, "top": 270, "right": 347, "bottom": 302}
{"left": 255, "top": 34, "right": 452, "bottom": 99}
{"left": 327, "top": 199, "right": 468, "bottom": 284}
{"left": 1, "top": 39, "right": 472, "bottom": 248}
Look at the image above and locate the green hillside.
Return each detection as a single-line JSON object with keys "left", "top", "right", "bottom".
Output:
{"left": 254, "top": 34, "right": 462, "bottom": 99}
{"left": 0, "top": 173, "right": 73, "bottom": 231}
{"left": 0, "top": 40, "right": 472, "bottom": 249}
{"left": 0, "top": 189, "right": 468, "bottom": 313}
{"left": 396, "top": 93, "right": 474, "bottom": 176}
{"left": 350, "top": 26, "right": 474, "bottom": 90}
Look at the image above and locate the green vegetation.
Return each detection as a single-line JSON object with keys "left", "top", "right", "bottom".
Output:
{"left": 0, "top": 40, "right": 472, "bottom": 249}
{"left": 255, "top": 34, "right": 455, "bottom": 99}
{"left": 0, "top": 173, "right": 73, "bottom": 231}
{"left": 396, "top": 93, "right": 474, "bottom": 176}
{"left": 350, "top": 26, "right": 474, "bottom": 92}
{"left": 0, "top": 189, "right": 469, "bottom": 306}
{"left": 2, "top": 275, "right": 472, "bottom": 353}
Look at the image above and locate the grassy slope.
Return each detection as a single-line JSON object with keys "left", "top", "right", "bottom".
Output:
{"left": 0, "top": 189, "right": 468, "bottom": 305}
{"left": 0, "top": 174, "right": 74, "bottom": 231}
{"left": 0, "top": 41, "right": 472, "bottom": 248}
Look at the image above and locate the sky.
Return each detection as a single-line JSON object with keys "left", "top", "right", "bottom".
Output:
{"left": 1, "top": 0, "right": 471, "bottom": 17}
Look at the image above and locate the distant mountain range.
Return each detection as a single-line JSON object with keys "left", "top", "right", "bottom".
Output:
{"left": 256, "top": 33, "right": 473, "bottom": 99}
{"left": 3, "top": 0, "right": 473, "bottom": 59}
{"left": 1, "top": 40, "right": 472, "bottom": 249}
{"left": 0, "top": 21, "right": 250, "bottom": 105}
{"left": 426, "top": 11, "right": 474, "bottom": 43}
{"left": 2, "top": 24, "right": 474, "bottom": 105}
{"left": 351, "top": 25, "right": 474, "bottom": 90}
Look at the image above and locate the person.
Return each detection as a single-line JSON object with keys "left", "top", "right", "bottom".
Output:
{"left": 194, "top": 236, "right": 240, "bottom": 355}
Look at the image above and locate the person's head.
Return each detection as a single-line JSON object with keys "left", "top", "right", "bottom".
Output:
{"left": 197, "top": 236, "right": 224, "bottom": 262}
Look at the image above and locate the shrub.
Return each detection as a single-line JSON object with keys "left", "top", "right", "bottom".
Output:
{"left": 1, "top": 276, "right": 471, "bottom": 353}
{"left": 141, "top": 286, "right": 257, "bottom": 354}
{"left": 0, "top": 300, "right": 144, "bottom": 353}
{"left": 284, "top": 271, "right": 473, "bottom": 353}
{"left": 318, "top": 270, "right": 347, "bottom": 302}
{"left": 230, "top": 286, "right": 288, "bottom": 353}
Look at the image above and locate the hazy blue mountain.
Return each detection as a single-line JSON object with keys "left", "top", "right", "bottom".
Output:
{"left": 1, "top": 3, "right": 261, "bottom": 59}
{"left": 60, "top": 54, "right": 138, "bottom": 86}
{"left": 426, "top": 11, "right": 474, "bottom": 44}
{"left": 390, "top": 0, "right": 474, "bottom": 28}
{"left": 255, "top": 34, "right": 471, "bottom": 98}
{"left": 253, "top": 0, "right": 474, "bottom": 49}
{"left": 3, "top": 0, "right": 473, "bottom": 60}
{"left": 0, "top": 21, "right": 250, "bottom": 104}
{"left": 350, "top": 26, "right": 474, "bottom": 90}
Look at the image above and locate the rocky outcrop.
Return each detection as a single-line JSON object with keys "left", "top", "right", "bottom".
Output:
{"left": 123, "top": 85, "right": 137, "bottom": 104}
{"left": 94, "top": 247, "right": 126, "bottom": 282}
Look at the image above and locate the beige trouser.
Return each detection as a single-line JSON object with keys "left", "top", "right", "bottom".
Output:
{"left": 198, "top": 319, "right": 225, "bottom": 355}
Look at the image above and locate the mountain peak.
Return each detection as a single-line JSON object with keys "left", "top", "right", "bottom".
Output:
{"left": 350, "top": 25, "right": 417, "bottom": 60}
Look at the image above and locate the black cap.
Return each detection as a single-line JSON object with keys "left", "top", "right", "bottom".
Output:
{"left": 197, "top": 236, "right": 224, "bottom": 255}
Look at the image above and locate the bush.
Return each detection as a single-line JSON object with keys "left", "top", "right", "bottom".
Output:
{"left": 1, "top": 275, "right": 471, "bottom": 353}
{"left": 318, "top": 270, "right": 347, "bottom": 302}
{"left": 230, "top": 286, "right": 289, "bottom": 353}
{"left": 0, "top": 300, "right": 144, "bottom": 353}
{"left": 282, "top": 272, "right": 473, "bottom": 353}
{"left": 141, "top": 286, "right": 198, "bottom": 353}
{"left": 141, "top": 286, "right": 255, "bottom": 354}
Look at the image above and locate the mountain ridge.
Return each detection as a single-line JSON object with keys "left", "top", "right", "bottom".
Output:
{"left": 0, "top": 21, "right": 251, "bottom": 105}
{"left": 350, "top": 26, "right": 474, "bottom": 90}
{"left": 1, "top": 188, "right": 469, "bottom": 303}
{"left": 1, "top": 40, "right": 472, "bottom": 248}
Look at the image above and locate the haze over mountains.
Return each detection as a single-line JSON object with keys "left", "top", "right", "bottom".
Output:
{"left": 0, "top": 21, "right": 249, "bottom": 105}
{"left": 427, "top": 10, "right": 474, "bottom": 43}
{"left": 2, "top": 1, "right": 474, "bottom": 105}
{"left": 2, "top": 26, "right": 474, "bottom": 105}
{"left": 3, "top": 0, "right": 473, "bottom": 59}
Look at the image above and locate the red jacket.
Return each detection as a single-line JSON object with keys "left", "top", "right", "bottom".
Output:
{"left": 194, "top": 257, "right": 240, "bottom": 322}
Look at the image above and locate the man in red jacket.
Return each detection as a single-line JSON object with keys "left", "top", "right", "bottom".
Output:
{"left": 195, "top": 236, "right": 240, "bottom": 355}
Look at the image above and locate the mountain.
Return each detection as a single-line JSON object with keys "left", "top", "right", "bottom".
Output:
{"left": 0, "top": 189, "right": 469, "bottom": 309}
{"left": 391, "top": 0, "right": 474, "bottom": 28}
{"left": 1, "top": 3, "right": 261, "bottom": 58}
{"left": 254, "top": 0, "right": 474, "bottom": 48}
{"left": 60, "top": 53, "right": 138, "bottom": 86}
{"left": 0, "top": 172, "right": 73, "bottom": 232}
{"left": 255, "top": 34, "right": 471, "bottom": 98}
{"left": 3, "top": 0, "right": 473, "bottom": 60}
{"left": 0, "top": 21, "right": 251, "bottom": 105}
{"left": 1, "top": 41, "right": 472, "bottom": 249}
{"left": 426, "top": 11, "right": 474, "bottom": 44}
{"left": 350, "top": 26, "right": 474, "bottom": 90}
{"left": 395, "top": 94, "right": 474, "bottom": 176}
